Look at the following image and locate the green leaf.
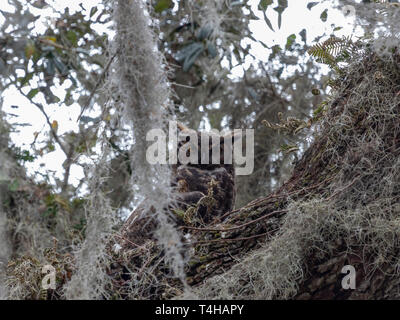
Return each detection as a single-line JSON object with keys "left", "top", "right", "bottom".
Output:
{"left": 263, "top": 11, "right": 275, "bottom": 32}
{"left": 311, "top": 88, "right": 321, "bottom": 95}
{"left": 274, "top": 0, "right": 288, "bottom": 29}
{"left": 320, "top": 9, "right": 328, "bottom": 22}
{"left": 285, "top": 34, "right": 296, "bottom": 50}
{"left": 276, "top": 66, "right": 284, "bottom": 78}
{"left": 313, "top": 101, "right": 328, "bottom": 116}
{"left": 68, "top": 75, "right": 78, "bottom": 87}
{"left": 176, "top": 42, "right": 202, "bottom": 62}
{"left": 154, "top": 0, "right": 173, "bottom": 13}
{"left": 258, "top": 0, "right": 273, "bottom": 10}
{"left": 269, "top": 45, "right": 281, "bottom": 61}
{"left": 53, "top": 55, "right": 68, "bottom": 75}
{"left": 66, "top": 30, "right": 78, "bottom": 46}
{"left": 79, "top": 116, "right": 100, "bottom": 124}
{"left": 27, "top": 88, "right": 39, "bottom": 99}
{"left": 183, "top": 45, "right": 204, "bottom": 72}
{"left": 90, "top": 7, "right": 98, "bottom": 17}
{"left": 207, "top": 42, "right": 218, "bottom": 58}
{"left": 17, "top": 150, "right": 35, "bottom": 162}
{"left": 300, "top": 29, "right": 307, "bottom": 43}
{"left": 307, "top": 2, "right": 319, "bottom": 10}
{"left": 176, "top": 42, "right": 205, "bottom": 71}
{"left": 277, "top": 0, "right": 288, "bottom": 8}
{"left": 45, "top": 58, "right": 56, "bottom": 76}
{"left": 197, "top": 26, "right": 213, "bottom": 41}
{"left": 65, "top": 92, "right": 73, "bottom": 106}
{"left": 230, "top": 0, "right": 243, "bottom": 7}
{"left": 40, "top": 86, "right": 59, "bottom": 104}
{"left": 18, "top": 72, "right": 33, "bottom": 87}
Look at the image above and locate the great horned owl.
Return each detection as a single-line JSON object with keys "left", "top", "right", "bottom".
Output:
{"left": 171, "top": 124, "right": 236, "bottom": 223}
{"left": 119, "top": 123, "right": 237, "bottom": 246}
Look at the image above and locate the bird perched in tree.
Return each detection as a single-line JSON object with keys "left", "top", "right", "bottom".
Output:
{"left": 171, "top": 123, "right": 236, "bottom": 224}
{"left": 118, "top": 123, "right": 237, "bottom": 247}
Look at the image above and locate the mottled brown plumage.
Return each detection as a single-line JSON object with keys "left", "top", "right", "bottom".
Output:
{"left": 171, "top": 132, "right": 235, "bottom": 222}
{"left": 119, "top": 126, "right": 236, "bottom": 247}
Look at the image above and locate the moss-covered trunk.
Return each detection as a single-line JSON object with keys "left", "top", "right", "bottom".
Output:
{"left": 113, "top": 51, "right": 400, "bottom": 300}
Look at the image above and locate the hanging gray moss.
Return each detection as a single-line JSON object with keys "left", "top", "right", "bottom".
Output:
{"left": 181, "top": 48, "right": 400, "bottom": 299}
{"left": 104, "top": 0, "right": 188, "bottom": 296}
{"left": 108, "top": 46, "right": 400, "bottom": 299}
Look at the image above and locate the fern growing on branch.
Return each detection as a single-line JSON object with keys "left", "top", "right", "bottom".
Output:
{"left": 308, "top": 36, "right": 358, "bottom": 73}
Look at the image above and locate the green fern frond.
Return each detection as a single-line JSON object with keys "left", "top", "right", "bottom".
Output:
{"left": 308, "top": 36, "right": 357, "bottom": 72}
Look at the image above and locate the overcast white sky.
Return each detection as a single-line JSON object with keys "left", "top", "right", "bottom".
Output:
{"left": 0, "top": 0, "right": 358, "bottom": 189}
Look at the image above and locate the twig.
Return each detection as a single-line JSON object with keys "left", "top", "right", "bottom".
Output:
{"left": 114, "top": 233, "right": 150, "bottom": 251}
{"left": 217, "top": 177, "right": 334, "bottom": 222}
{"left": 77, "top": 51, "right": 118, "bottom": 122}
{"left": 194, "top": 229, "right": 279, "bottom": 244}
{"left": 326, "top": 177, "right": 359, "bottom": 201}
{"left": 171, "top": 82, "right": 195, "bottom": 89}
{"left": 39, "top": 38, "right": 70, "bottom": 51}
{"left": 179, "top": 209, "right": 287, "bottom": 233}
{"left": 17, "top": 85, "right": 78, "bottom": 189}
{"left": 16, "top": 86, "right": 68, "bottom": 156}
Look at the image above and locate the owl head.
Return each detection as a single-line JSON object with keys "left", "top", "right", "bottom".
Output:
{"left": 175, "top": 122, "right": 240, "bottom": 175}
